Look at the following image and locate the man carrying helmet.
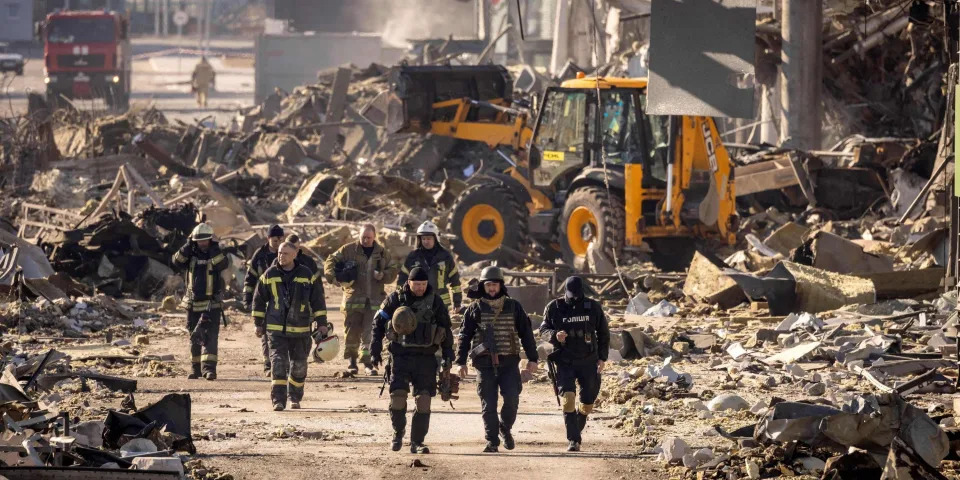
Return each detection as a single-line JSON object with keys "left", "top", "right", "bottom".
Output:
{"left": 244, "top": 224, "right": 285, "bottom": 376}
{"left": 371, "top": 267, "right": 454, "bottom": 454}
{"left": 324, "top": 224, "right": 397, "bottom": 376}
{"left": 252, "top": 242, "right": 329, "bottom": 411}
{"left": 539, "top": 276, "right": 610, "bottom": 452}
{"left": 172, "top": 223, "right": 229, "bottom": 380}
{"left": 456, "top": 266, "right": 539, "bottom": 453}
{"left": 398, "top": 221, "right": 462, "bottom": 314}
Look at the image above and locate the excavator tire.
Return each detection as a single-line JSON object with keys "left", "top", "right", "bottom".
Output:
{"left": 647, "top": 238, "right": 696, "bottom": 272}
{"left": 449, "top": 184, "right": 528, "bottom": 267}
{"left": 559, "top": 187, "right": 625, "bottom": 267}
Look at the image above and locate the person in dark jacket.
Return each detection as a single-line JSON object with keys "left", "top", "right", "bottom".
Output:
{"left": 397, "top": 221, "right": 462, "bottom": 312}
{"left": 371, "top": 267, "right": 454, "bottom": 454}
{"left": 244, "top": 224, "right": 284, "bottom": 375}
{"left": 252, "top": 242, "right": 328, "bottom": 411}
{"left": 456, "top": 266, "right": 539, "bottom": 453}
{"left": 539, "top": 276, "right": 610, "bottom": 452}
{"left": 172, "top": 223, "right": 229, "bottom": 380}
{"left": 285, "top": 233, "right": 318, "bottom": 274}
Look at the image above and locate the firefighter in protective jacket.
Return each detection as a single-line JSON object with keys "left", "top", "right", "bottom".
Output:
{"left": 371, "top": 267, "right": 454, "bottom": 454}
{"left": 252, "top": 242, "right": 329, "bottom": 411}
{"left": 456, "top": 266, "right": 539, "bottom": 453}
{"left": 244, "top": 224, "right": 285, "bottom": 375}
{"left": 539, "top": 276, "right": 610, "bottom": 452}
{"left": 398, "top": 221, "right": 462, "bottom": 311}
{"left": 172, "top": 223, "right": 229, "bottom": 380}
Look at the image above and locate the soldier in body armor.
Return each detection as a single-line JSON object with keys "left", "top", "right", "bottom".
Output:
{"left": 371, "top": 267, "right": 454, "bottom": 454}
{"left": 456, "top": 267, "right": 539, "bottom": 453}
{"left": 539, "top": 276, "right": 610, "bottom": 452}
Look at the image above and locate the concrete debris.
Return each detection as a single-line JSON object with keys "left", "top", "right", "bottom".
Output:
{"left": 706, "top": 394, "right": 750, "bottom": 412}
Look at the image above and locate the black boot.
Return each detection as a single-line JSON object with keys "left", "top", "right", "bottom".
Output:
{"left": 483, "top": 441, "right": 498, "bottom": 453}
{"left": 567, "top": 441, "right": 581, "bottom": 452}
{"left": 564, "top": 412, "right": 581, "bottom": 445}
{"left": 499, "top": 424, "right": 515, "bottom": 450}
{"left": 347, "top": 357, "right": 359, "bottom": 374}
{"left": 578, "top": 413, "right": 588, "bottom": 433}
{"left": 410, "top": 412, "right": 430, "bottom": 454}
{"left": 390, "top": 410, "right": 406, "bottom": 452}
{"left": 188, "top": 364, "right": 201, "bottom": 379}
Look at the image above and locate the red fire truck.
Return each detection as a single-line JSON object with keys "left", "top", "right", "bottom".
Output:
{"left": 38, "top": 10, "right": 131, "bottom": 110}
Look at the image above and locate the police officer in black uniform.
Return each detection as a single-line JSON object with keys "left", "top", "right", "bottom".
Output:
{"left": 457, "top": 266, "right": 539, "bottom": 453}
{"left": 371, "top": 267, "right": 454, "bottom": 454}
{"left": 539, "top": 276, "right": 610, "bottom": 452}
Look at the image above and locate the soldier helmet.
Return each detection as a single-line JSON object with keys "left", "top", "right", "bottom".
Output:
{"left": 312, "top": 335, "right": 340, "bottom": 363}
{"left": 391, "top": 306, "right": 417, "bottom": 336}
{"left": 479, "top": 266, "right": 504, "bottom": 283}
{"left": 190, "top": 223, "right": 214, "bottom": 241}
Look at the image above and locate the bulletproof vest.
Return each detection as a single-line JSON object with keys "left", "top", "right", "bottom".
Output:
{"left": 397, "top": 291, "right": 440, "bottom": 348}
{"left": 558, "top": 299, "right": 597, "bottom": 356}
{"left": 474, "top": 298, "right": 520, "bottom": 356}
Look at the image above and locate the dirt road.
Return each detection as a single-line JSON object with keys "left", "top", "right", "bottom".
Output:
{"left": 135, "top": 301, "right": 665, "bottom": 479}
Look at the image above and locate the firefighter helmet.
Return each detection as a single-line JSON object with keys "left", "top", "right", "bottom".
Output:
{"left": 312, "top": 335, "right": 340, "bottom": 363}
{"left": 391, "top": 306, "right": 417, "bottom": 336}
{"left": 416, "top": 220, "right": 440, "bottom": 236}
{"left": 190, "top": 223, "right": 215, "bottom": 241}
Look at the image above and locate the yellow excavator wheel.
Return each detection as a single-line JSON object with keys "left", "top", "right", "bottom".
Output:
{"left": 565, "top": 206, "right": 599, "bottom": 257}
{"left": 460, "top": 204, "right": 505, "bottom": 255}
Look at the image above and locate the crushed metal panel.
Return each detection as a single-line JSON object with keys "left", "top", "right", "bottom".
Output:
{"left": 647, "top": 0, "right": 757, "bottom": 118}
{"left": 0, "top": 467, "right": 180, "bottom": 480}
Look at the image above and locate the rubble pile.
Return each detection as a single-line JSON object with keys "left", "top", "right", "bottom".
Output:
{"left": 0, "top": 299, "right": 222, "bottom": 478}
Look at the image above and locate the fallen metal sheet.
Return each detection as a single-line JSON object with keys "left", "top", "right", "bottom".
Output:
{"left": 0, "top": 229, "right": 55, "bottom": 283}
{"left": 35, "top": 372, "right": 138, "bottom": 393}
{"left": 0, "top": 467, "right": 180, "bottom": 480}
{"left": 755, "top": 401, "right": 843, "bottom": 447}
{"left": 103, "top": 394, "right": 193, "bottom": 453}
{"left": 647, "top": 0, "right": 756, "bottom": 118}
{"left": 722, "top": 266, "right": 796, "bottom": 316}
{"left": 869, "top": 359, "right": 956, "bottom": 378}
{"left": 0, "top": 365, "right": 31, "bottom": 403}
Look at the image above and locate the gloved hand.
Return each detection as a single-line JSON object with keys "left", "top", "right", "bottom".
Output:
{"left": 313, "top": 324, "right": 329, "bottom": 339}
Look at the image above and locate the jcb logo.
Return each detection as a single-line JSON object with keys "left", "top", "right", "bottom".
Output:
{"left": 700, "top": 120, "right": 718, "bottom": 173}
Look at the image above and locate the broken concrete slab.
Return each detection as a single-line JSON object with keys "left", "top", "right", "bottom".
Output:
{"left": 683, "top": 251, "right": 747, "bottom": 309}
{"left": 792, "top": 230, "right": 894, "bottom": 275}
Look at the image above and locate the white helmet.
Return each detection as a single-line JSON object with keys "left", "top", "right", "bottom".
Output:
{"left": 416, "top": 220, "right": 440, "bottom": 236}
{"left": 190, "top": 223, "right": 215, "bottom": 241}
{"left": 312, "top": 335, "right": 340, "bottom": 363}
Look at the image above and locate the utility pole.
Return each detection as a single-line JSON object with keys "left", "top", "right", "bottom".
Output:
{"left": 162, "top": 0, "right": 168, "bottom": 36}
{"left": 154, "top": 0, "right": 160, "bottom": 36}
{"left": 779, "top": 0, "right": 822, "bottom": 150}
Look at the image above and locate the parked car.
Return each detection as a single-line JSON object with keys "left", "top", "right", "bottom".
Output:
{"left": 0, "top": 43, "right": 25, "bottom": 75}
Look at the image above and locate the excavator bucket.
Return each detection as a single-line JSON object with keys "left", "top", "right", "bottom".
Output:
{"left": 374, "top": 64, "right": 513, "bottom": 134}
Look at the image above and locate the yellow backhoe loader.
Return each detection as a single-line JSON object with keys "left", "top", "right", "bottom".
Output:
{"left": 370, "top": 64, "right": 737, "bottom": 271}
